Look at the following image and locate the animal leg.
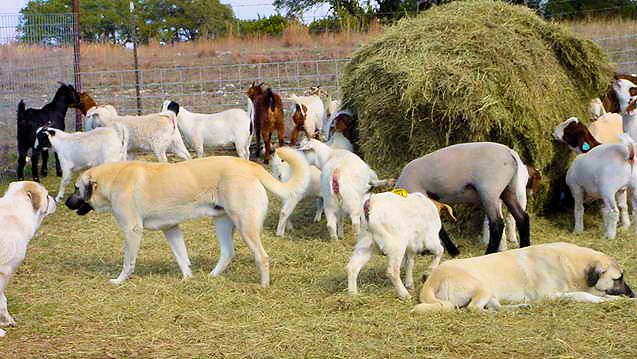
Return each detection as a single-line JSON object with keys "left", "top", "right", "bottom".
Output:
{"left": 337, "top": 210, "right": 345, "bottom": 238}
{"left": 16, "top": 147, "right": 28, "bottom": 180}
{"left": 346, "top": 230, "right": 375, "bottom": 295}
{"left": 571, "top": 185, "right": 585, "bottom": 233}
{"left": 40, "top": 149, "right": 49, "bottom": 177}
{"left": 153, "top": 146, "right": 169, "bottom": 162}
{"left": 263, "top": 131, "right": 272, "bottom": 164}
{"left": 617, "top": 190, "right": 630, "bottom": 230}
{"left": 290, "top": 127, "right": 299, "bottom": 146}
{"left": 0, "top": 274, "right": 15, "bottom": 327}
{"left": 276, "top": 196, "right": 302, "bottom": 236}
{"left": 238, "top": 225, "right": 270, "bottom": 288}
{"left": 505, "top": 213, "right": 518, "bottom": 246}
{"left": 631, "top": 190, "right": 637, "bottom": 233}
{"left": 481, "top": 192, "right": 505, "bottom": 254}
{"left": 427, "top": 238, "right": 444, "bottom": 271}
{"left": 324, "top": 203, "right": 339, "bottom": 240}
{"left": 162, "top": 225, "right": 193, "bottom": 279}
{"left": 386, "top": 253, "right": 410, "bottom": 299}
{"left": 277, "top": 119, "right": 286, "bottom": 147}
{"left": 55, "top": 166, "right": 73, "bottom": 202}
{"left": 111, "top": 212, "right": 144, "bottom": 285}
{"left": 601, "top": 195, "right": 620, "bottom": 239}
{"left": 54, "top": 152, "right": 62, "bottom": 177}
{"left": 172, "top": 140, "right": 192, "bottom": 161}
{"left": 210, "top": 215, "right": 236, "bottom": 277}
{"left": 500, "top": 187, "right": 530, "bottom": 248}
{"left": 551, "top": 292, "right": 612, "bottom": 304}
{"left": 313, "top": 198, "right": 323, "bottom": 222}
{"left": 403, "top": 251, "right": 416, "bottom": 289}
{"left": 193, "top": 135, "right": 205, "bottom": 158}
{"left": 30, "top": 149, "right": 40, "bottom": 182}
{"left": 467, "top": 288, "right": 494, "bottom": 311}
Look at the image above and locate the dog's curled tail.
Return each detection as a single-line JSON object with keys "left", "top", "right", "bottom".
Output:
{"left": 411, "top": 281, "right": 455, "bottom": 314}
{"left": 254, "top": 146, "right": 310, "bottom": 200}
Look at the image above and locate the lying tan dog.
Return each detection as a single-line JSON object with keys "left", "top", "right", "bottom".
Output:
{"left": 1, "top": 181, "right": 56, "bottom": 337}
{"left": 65, "top": 147, "right": 309, "bottom": 287}
{"left": 413, "top": 242, "right": 634, "bottom": 313}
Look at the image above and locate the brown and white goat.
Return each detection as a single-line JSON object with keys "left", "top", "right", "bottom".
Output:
{"left": 246, "top": 82, "right": 285, "bottom": 164}
{"left": 553, "top": 116, "right": 622, "bottom": 155}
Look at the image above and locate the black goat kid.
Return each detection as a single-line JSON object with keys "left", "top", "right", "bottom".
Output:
{"left": 17, "top": 82, "right": 80, "bottom": 182}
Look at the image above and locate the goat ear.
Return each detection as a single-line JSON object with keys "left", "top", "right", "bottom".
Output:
{"left": 251, "top": 81, "right": 255, "bottom": 87}
{"left": 47, "top": 129, "right": 56, "bottom": 136}
{"left": 630, "top": 87, "right": 637, "bottom": 97}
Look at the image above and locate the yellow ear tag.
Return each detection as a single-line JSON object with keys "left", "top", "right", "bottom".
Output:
{"left": 391, "top": 188, "right": 409, "bottom": 198}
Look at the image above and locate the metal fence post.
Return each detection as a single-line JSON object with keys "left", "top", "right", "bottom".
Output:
{"left": 72, "top": 0, "right": 82, "bottom": 130}
{"left": 130, "top": 1, "right": 142, "bottom": 115}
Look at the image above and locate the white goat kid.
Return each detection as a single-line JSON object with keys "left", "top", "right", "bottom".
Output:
{"left": 86, "top": 106, "right": 190, "bottom": 162}
{"left": 566, "top": 136, "right": 637, "bottom": 239}
{"left": 298, "top": 138, "right": 389, "bottom": 239}
{"left": 34, "top": 126, "right": 128, "bottom": 201}
{"left": 289, "top": 94, "right": 326, "bottom": 139}
{"left": 270, "top": 151, "right": 323, "bottom": 236}
{"left": 347, "top": 191, "right": 460, "bottom": 299}
{"left": 161, "top": 100, "right": 253, "bottom": 159}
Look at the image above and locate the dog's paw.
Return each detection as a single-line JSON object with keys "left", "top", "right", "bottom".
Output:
{"left": 108, "top": 278, "right": 125, "bottom": 285}
{"left": 0, "top": 328, "right": 5, "bottom": 337}
{"left": 0, "top": 315, "right": 16, "bottom": 327}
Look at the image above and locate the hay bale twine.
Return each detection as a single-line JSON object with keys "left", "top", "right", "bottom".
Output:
{"left": 341, "top": 0, "right": 612, "bottom": 214}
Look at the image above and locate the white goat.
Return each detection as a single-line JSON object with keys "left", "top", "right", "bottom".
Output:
{"left": 83, "top": 105, "right": 117, "bottom": 131}
{"left": 325, "top": 109, "right": 354, "bottom": 152}
{"left": 34, "top": 125, "right": 128, "bottom": 201}
{"left": 298, "top": 138, "right": 389, "bottom": 239}
{"left": 270, "top": 151, "right": 323, "bottom": 236}
{"left": 161, "top": 100, "right": 253, "bottom": 159}
{"left": 590, "top": 98, "right": 606, "bottom": 121}
{"left": 303, "top": 86, "right": 340, "bottom": 132}
{"left": 566, "top": 135, "right": 637, "bottom": 239}
{"left": 289, "top": 94, "right": 325, "bottom": 139}
{"left": 346, "top": 191, "right": 460, "bottom": 299}
{"left": 614, "top": 78, "right": 637, "bottom": 142}
{"left": 86, "top": 107, "right": 191, "bottom": 162}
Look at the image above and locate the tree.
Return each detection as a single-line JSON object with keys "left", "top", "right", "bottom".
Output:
{"left": 19, "top": 0, "right": 236, "bottom": 44}
{"left": 542, "top": 0, "right": 637, "bottom": 19}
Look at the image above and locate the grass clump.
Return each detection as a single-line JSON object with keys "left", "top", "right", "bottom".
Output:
{"left": 341, "top": 0, "right": 613, "bottom": 213}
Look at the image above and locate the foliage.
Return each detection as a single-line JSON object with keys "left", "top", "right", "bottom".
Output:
{"left": 341, "top": 0, "right": 613, "bottom": 214}
{"left": 542, "top": 0, "right": 637, "bottom": 20}
{"left": 236, "top": 15, "right": 290, "bottom": 37}
{"left": 19, "top": 0, "right": 235, "bottom": 44}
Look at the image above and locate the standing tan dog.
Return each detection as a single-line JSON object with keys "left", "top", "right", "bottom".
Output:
{"left": 1, "top": 181, "right": 56, "bottom": 337}
{"left": 65, "top": 147, "right": 309, "bottom": 287}
{"left": 412, "top": 242, "right": 634, "bottom": 313}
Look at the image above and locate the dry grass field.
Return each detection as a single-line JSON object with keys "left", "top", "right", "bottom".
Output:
{"left": 1, "top": 167, "right": 637, "bottom": 358}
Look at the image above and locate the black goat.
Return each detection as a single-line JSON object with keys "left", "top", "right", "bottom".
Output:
{"left": 17, "top": 82, "right": 80, "bottom": 182}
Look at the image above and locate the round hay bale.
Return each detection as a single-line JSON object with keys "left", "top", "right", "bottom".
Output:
{"left": 341, "top": 0, "right": 612, "bottom": 214}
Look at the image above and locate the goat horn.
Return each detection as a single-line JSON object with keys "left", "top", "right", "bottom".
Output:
{"left": 257, "top": 82, "right": 264, "bottom": 87}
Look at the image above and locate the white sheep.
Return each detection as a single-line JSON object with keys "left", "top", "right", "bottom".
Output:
{"left": 347, "top": 191, "right": 460, "bottom": 299}
{"left": 270, "top": 151, "right": 323, "bottom": 236}
{"left": 289, "top": 94, "right": 325, "bottom": 139}
{"left": 566, "top": 135, "right": 637, "bottom": 239}
{"left": 34, "top": 125, "right": 128, "bottom": 201}
{"left": 298, "top": 138, "right": 390, "bottom": 239}
{"left": 86, "top": 107, "right": 191, "bottom": 162}
{"left": 161, "top": 100, "right": 253, "bottom": 159}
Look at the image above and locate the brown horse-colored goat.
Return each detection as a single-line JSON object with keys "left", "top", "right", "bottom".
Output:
{"left": 246, "top": 82, "right": 285, "bottom": 164}
{"left": 69, "top": 92, "right": 98, "bottom": 116}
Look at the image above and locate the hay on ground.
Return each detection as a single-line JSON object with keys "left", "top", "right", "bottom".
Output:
{"left": 341, "top": 0, "right": 612, "bottom": 213}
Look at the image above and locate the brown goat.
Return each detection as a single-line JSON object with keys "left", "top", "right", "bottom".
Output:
{"left": 526, "top": 165, "right": 542, "bottom": 197}
{"left": 246, "top": 82, "right": 285, "bottom": 164}
{"left": 69, "top": 92, "right": 98, "bottom": 116}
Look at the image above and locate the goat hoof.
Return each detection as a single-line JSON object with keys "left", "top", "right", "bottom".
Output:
{"left": 56, "top": 171, "right": 63, "bottom": 177}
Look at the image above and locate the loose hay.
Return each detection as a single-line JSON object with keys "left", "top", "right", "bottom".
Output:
{"left": 341, "top": 0, "right": 613, "bottom": 213}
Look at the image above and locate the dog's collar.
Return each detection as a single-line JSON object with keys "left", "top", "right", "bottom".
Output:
{"left": 391, "top": 188, "right": 409, "bottom": 198}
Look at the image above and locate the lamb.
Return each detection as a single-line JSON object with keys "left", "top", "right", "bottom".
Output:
{"left": 161, "top": 100, "right": 253, "bottom": 159}
{"left": 395, "top": 142, "right": 530, "bottom": 255}
{"left": 346, "top": 191, "right": 460, "bottom": 299}
{"left": 85, "top": 107, "right": 191, "bottom": 162}
{"left": 566, "top": 136, "right": 637, "bottom": 239}
{"left": 298, "top": 138, "right": 390, "bottom": 239}
{"left": 34, "top": 125, "right": 128, "bottom": 201}
{"left": 289, "top": 94, "right": 325, "bottom": 144}
{"left": 270, "top": 150, "right": 323, "bottom": 236}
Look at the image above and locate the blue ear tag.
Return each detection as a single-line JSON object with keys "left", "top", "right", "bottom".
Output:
{"left": 581, "top": 142, "right": 590, "bottom": 152}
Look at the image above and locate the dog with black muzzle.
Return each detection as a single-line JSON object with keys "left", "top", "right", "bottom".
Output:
{"left": 412, "top": 242, "right": 634, "bottom": 313}
{"left": 0, "top": 181, "right": 56, "bottom": 337}
{"left": 65, "top": 146, "right": 310, "bottom": 287}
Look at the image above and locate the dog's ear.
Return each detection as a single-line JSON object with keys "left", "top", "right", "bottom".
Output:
{"left": 85, "top": 181, "right": 96, "bottom": 201}
{"left": 586, "top": 264, "right": 602, "bottom": 287}
{"left": 421, "top": 273, "right": 429, "bottom": 283}
{"left": 25, "top": 186, "right": 44, "bottom": 212}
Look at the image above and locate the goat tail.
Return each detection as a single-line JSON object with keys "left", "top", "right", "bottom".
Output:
{"left": 246, "top": 95, "right": 255, "bottom": 136}
{"left": 439, "top": 224, "right": 460, "bottom": 257}
{"left": 17, "top": 100, "right": 25, "bottom": 123}
{"left": 509, "top": 148, "right": 529, "bottom": 210}
{"left": 253, "top": 146, "right": 310, "bottom": 200}
{"left": 411, "top": 278, "right": 455, "bottom": 314}
{"left": 112, "top": 123, "right": 129, "bottom": 161}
